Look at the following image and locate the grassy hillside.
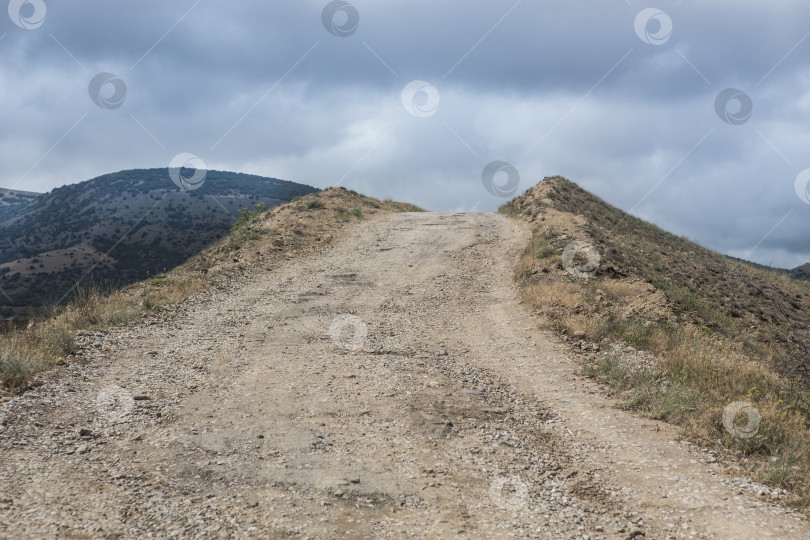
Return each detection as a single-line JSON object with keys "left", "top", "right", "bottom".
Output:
{"left": 0, "top": 169, "right": 317, "bottom": 317}
{"left": 0, "top": 188, "right": 421, "bottom": 392}
{"left": 501, "top": 176, "right": 810, "bottom": 508}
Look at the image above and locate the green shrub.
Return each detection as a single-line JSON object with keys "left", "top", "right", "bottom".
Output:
{"left": 231, "top": 204, "right": 267, "bottom": 232}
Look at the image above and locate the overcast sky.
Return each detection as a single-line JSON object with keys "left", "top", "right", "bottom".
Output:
{"left": 2, "top": 0, "right": 810, "bottom": 268}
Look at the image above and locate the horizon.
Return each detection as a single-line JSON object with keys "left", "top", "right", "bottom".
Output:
{"left": 4, "top": 166, "right": 805, "bottom": 272}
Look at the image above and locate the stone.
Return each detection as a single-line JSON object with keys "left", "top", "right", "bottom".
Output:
{"left": 626, "top": 526, "right": 644, "bottom": 538}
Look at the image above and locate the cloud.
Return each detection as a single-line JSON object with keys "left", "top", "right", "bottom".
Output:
{"left": 1, "top": 0, "right": 810, "bottom": 267}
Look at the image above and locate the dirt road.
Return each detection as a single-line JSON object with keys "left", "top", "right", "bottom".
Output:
{"left": 1, "top": 212, "right": 808, "bottom": 538}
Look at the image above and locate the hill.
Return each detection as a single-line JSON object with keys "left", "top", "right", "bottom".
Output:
{"left": 0, "top": 169, "right": 317, "bottom": 318}
{"left": 792, "top": 263, "right": 810, "bottom": 281}
{"left": 501, "top": 176, "right": 810, "bottom": 504}
{"left": 0, "top": 188, "right": 40, "bottom": 223}
{"left": 1, "top": 187, "right": 422, "bottom": 387}
{"left": 501, "top": 176, "right": 810, "bottom": 378}
{"left": 2, "top": 191, "right": 809, "bottom": 537}
{"left": 4, "top": 181, "right": 810, "bottom": 526}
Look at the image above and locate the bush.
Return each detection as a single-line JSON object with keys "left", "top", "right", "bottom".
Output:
{"left": 0, "top": 342, "right": 43, "bottom": 388}
{"left": 231, "top": 204, "right": 267, "bottom": 232}
{"left": 305, "top": 199, "right": 324, "bottom": 210}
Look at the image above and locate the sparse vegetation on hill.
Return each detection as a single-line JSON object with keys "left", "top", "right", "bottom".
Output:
{"left": 792, "top": 263, "right": 810, "bottom": 281}
{"left": 0, "top": 169, "right": 317, "bottom": 317}
{"left": 0, "top": 188, "right": 422, "bottom": 391}
{"left": 502, "top": 176, "right": 810, "bottom": 508}
{"left": 0, "top": 187, "right": 40, "bottom": 223}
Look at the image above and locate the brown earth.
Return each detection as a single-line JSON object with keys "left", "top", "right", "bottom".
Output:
{"left": 1, "top": 211, "right": 808, "bottom": 538}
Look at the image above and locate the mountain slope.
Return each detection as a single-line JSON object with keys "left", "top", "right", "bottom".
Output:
{"left": 501, "top": 176, "right": 810, "bottom": 506}
{"left": 501, "top": 176, "right": 810, "bottom": 376}
{"left": 792, "top": 263, "right": 810, "bottom": 281}
{"left": 0, "top": 187, "right": 423, "bottom": 387}
{"left": 0, "top": 169, "right": 317, "bottom": 317}
{"left": 0, "top": 188, "right": 40, "bottom": 223}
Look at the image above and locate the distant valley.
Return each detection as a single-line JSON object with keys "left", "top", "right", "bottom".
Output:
{"left": 0, "top": 169, "right": 317, "bottom": 318}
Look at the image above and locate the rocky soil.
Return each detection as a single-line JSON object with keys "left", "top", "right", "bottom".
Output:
{"left": 1, "top": 212, "right": 807, "bottom": 538}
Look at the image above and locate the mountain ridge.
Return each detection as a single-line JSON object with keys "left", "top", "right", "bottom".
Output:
{"left": 502, "top": 176, "right": 810, "bottom": 371}
{"left": 0, "top": 168, "right": 317, "bottom": 317}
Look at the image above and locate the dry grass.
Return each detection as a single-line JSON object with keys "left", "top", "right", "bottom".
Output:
{"left": 0, "top": 337, "right": 48, "bottom": 388}
{"left": 502, "top": 176, "right": 810, "bottom": 509}
{"left": 524, "top": 281, "right": 583, "bottom": 310}
{"left": 0, "top": 188, "right": 422, "bottom": 392}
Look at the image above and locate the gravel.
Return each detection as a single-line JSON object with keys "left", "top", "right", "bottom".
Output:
{"left": 0, "top": 212, "right": 807, "bottom": 539}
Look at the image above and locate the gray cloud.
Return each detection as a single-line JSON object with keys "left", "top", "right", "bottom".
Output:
{"left": 2, "top": 0, "right": 810, "bottom": 268}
